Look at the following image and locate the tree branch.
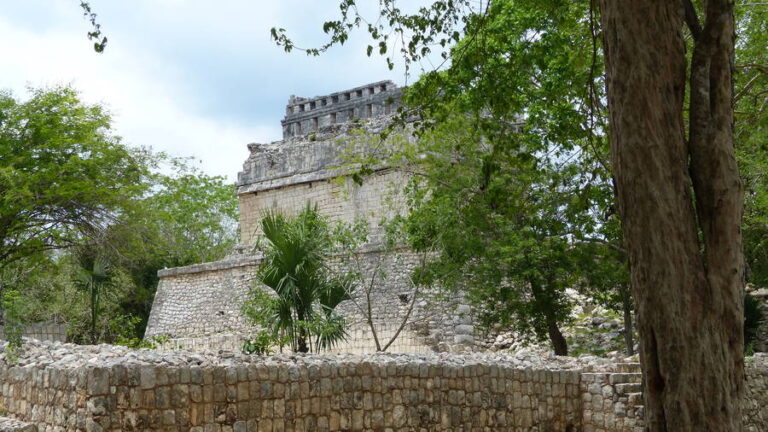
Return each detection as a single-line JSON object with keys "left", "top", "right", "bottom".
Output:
{"left": 683, "top": 0, "right": 703, "bottom": 40}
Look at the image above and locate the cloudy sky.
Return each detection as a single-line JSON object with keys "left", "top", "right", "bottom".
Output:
{"left": 1, "top": 1, "right": 417, "bottom": 181}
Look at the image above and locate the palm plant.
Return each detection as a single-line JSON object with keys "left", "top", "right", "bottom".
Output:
{"left": 74, "top": 255, "right": 113, "bottom": 344}
{"left": 245, "top": 205, "right": 353, "bottom": 353}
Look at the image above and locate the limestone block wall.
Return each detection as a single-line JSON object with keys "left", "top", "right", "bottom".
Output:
{"left": 580, "top": 366, "right": 644, "bottom": 432}
{"left": 2, "top": 342, "right": 767, "bottom": 432}
{"left": 580, "top": 356, "right": 768, "bottom": 432}
{"left": 146, "top": 248, "right": 474, "bottom": 354}
{"left": 0, "top": 322, "right": 66, "bottom": 343}
{"left": 743, "top": 356, "right": 768, "bottom": 431}
{"left": 239, "top": 170, "right": 407, "bottom": 248}
{"left": 0, "top": 342, "right": 587, "bottom": 432}
{"left": 145, "top": 256, "right": 260, "bottom": 341}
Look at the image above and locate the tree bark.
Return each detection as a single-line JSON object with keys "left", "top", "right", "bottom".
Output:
{"left": 530, "top": 279, "right": 569, "bottom": 356}
{"left": 599, "top": 1, "right": 744, "bottom": 430}
{"left": 546, "top": 318, "right": 568, "bottom": 356}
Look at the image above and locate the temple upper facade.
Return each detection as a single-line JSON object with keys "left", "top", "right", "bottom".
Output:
{"left": 281, "top": 80, "right": 402, "bottom": 139}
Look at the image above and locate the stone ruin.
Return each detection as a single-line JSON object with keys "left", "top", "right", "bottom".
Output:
{"left": 0, "top": 322, "right": 67, "bottom": 344}
{"left": 1, "top": 81, "right": 767, "bottom": 432}
{"left": 281, "top": 81, "right": 401, "bottom": 140}
{"left": 1, "top": 340, "right": 766, "bottom": 432}
{"left": 143, "top": 78, "right": 768, "bottom": 357}
{"left": 144, "top": 81, "right": 475, "bottom": 354}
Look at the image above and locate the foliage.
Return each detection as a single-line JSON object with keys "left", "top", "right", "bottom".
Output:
{"left": 242, "top": 206, "right": 354, "bottom": 353}
{"left": 735, "top": 2, "right": 768, "bottom": 286}
{"left": 320, "top": 1, "right": 627, "bottom": 355}
{"left": 107, "top": 160, "right": 239, "bottom": 338}
{"left": 1, "top": 287, "right": 24, "bottom": 364}
{"left": 73, "top": 254, "right": 114, "bottom": 344}
{"left": 79, "top": 1, "right": 108, "bottom": 52}
{"left": 0, "top": 86, "right": 239, "bottom": 344}
{"left": 0, "top": 86, "right": 151, "bottom": 268}
{"left": 389, "top": 114, "right": 614, "bottom": 355}
{"left": 141, "top": 159, "right": 239, "bottom": 265}
{"left": 116, "top": 333, "right": 170, "bottom": 350}
{"left": 1, "top": 253, "right": 137, "bottom": 345}
{"left": 271, "top": 0, "right": 475, "bottom": 74}
{"left": 242, "top": 331, "right": 276, "bottom": 355}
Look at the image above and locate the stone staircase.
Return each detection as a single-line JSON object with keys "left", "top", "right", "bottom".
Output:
{"left": 609, "top": 364, "right": 645, "bottom": 423}
{"left": 581, "top": 362, "right": 645, "bottom": 432}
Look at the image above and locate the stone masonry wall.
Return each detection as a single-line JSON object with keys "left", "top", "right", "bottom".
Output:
{"left": 238, "top": 168, "right": 407, "bottom": 248}
{"left": 145, "top": 257, "right": 260, "bottom": 342}
{"left": 0, "top": 341, "right": 590, "bottom": 432}
{"left": 0, "top": 323, "right": 67, "bottom": 343}
{"left": 281, "top": 81, "right": 401, "bottom": 139}
{"left": 743, "top": 355, "right": 768, "bottom": 431}
{"left": 146, "top": 248, "right": 474, "bottom": 355}
{"left": 580, "top": 356, "right": 768, "bottom": 432}
{"left": 2, "top": 341, "right": 767, "bottom": 432}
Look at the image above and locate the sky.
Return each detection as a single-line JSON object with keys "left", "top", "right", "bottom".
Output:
{"left": 0, "top": 1, "right": 416, "bottom": 181}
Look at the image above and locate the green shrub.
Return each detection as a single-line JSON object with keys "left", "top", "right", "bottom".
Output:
{"left": 242, "top": 205, "right": 353, "bottom": 353}
{"left": 242, "top": 331, "right": 274, "bottom": 355}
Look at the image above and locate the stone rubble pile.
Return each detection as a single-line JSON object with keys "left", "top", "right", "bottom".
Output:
{"left": 1, "top": 339, "right": 620, "bottom": 373}
{"left": 484, "top": 289, "right": 637, "bottom": 358}
{"left": 0, "top": 417, "right": 36, "bottom": 432}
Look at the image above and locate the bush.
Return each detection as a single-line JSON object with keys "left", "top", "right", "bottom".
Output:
{"left": 242, "top": 205, "right": 354, "bottom": 353}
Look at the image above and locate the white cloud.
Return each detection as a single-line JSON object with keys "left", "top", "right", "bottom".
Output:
{"left": 0, "top": 10, "right": 277, "bottom": 181}
{"left": 0, "top": 0, "right": 423, "bottom": 181}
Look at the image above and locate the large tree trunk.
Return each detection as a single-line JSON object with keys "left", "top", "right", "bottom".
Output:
{"left": 599, "top": 1, "right": 744, "bottom": 430}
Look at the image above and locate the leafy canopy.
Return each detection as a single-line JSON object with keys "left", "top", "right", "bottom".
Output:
{"left": 0, "top": 86, "right": 150, "bottom": 267}
{"left": 0, "top": 86, "right": 239, "bottom": 343}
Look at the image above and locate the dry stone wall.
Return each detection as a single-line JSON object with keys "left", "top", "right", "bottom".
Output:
{"left": 743, "top": 356, "right": 768, "bottom": 431}
{"left": 0, "top": 322, "right": 66, "bottom": 343}
{"left": 2, "top": 341, "right": 766, "bottom": 432}
{"left": 0, "top": 417, "right": 36, "bottom": 432}
{"left": 580, "top": 356, "right": 768, "bottom": 432}
{"left": 580, "top": 366, "right": 644, "bottom": 432}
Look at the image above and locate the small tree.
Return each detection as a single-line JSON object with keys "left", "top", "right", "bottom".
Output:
{"left": 243, "top": 205, "right": 353, "bottom": 353}
{"left": 332, "top": 218, "right": 433, "bottom": 352}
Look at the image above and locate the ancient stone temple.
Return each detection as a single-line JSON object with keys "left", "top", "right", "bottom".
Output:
{"left": 281, "top": 80, "right": 401, "bottom": 140}
{"left": 3, "top": 81, "right": 768, "bottom": 432}
{"left": 145, "top": 81, "right": 476, "bottom": 353}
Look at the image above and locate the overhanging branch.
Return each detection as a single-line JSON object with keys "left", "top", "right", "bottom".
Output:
{"left": 683, "top": 0, "right": 703, "bottom": 40}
